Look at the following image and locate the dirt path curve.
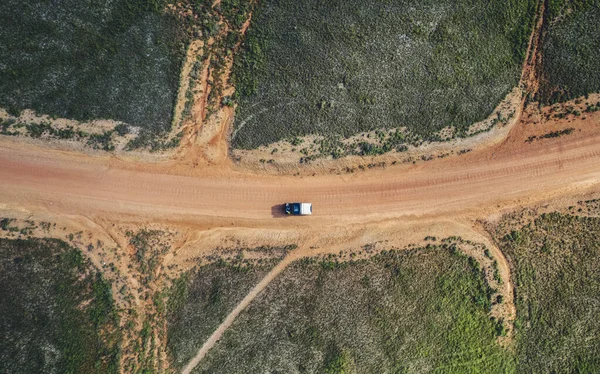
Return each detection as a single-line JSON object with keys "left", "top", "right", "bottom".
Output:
{"left": 457, "top": 222, "right": 517, "bottom": 342}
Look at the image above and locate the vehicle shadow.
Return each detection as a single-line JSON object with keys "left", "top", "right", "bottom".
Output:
{"left": 271, "top": 204, "right": 288, "bottom": 218}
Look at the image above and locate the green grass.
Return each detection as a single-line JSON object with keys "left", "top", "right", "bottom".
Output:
{"left": 0, "top": 238, "right": 121, "bottom": 374}
{"left": 497, "top": 212, "right": 600, "bottom": 372}
{"left": 231, "top": 0, "right": 537, "bottom": 150}
{"left": 539, "top": 0, "right": 600, "bottom": 103}
{"left": 0, "top": 0, "right": 185, "bottom": 145}
{"left": 193, "top": 246, "right": 513, "bottom": 373}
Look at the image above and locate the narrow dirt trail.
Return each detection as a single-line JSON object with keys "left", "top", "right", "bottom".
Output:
{"left": 521, "top": 0, "right": 546, "bottom": 94}
{"left": 0, "top": 3, "right": 598, "bottom": 372}
{"left": 181, "top": 246, "right": 310, "bottom": 374}
{"left": 458, "top": 222, "right": 517, "bottom": 343}
{"left": 476, "top": 231, "right": 516, "bottom": 323}
{"left": 178, "top": 216, "right": 527, "bottom": 373}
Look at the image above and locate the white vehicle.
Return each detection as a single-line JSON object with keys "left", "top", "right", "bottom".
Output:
{"left": 285, "top": 202, "right": 312, "bottom": 215}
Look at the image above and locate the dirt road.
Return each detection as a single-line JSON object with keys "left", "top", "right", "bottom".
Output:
{"left": 1, "top": 117, "right": 599, "bottom": 229}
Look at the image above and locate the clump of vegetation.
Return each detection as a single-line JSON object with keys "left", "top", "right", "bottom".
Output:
{"left": 0, "top": 238, "right": 121, "bottom": 374}
{"left": 525, "top": 127, "right": 575, "bottom": 142}
{"left": 196, "top": 0, "right": 257, "bottom": 117}
{"left": 0, "top": 0, "right": 190, "bottom": 148}
{"left": 496, "top": 212, "right": 600, "bottom": 372}
{"left": 231, "top": 0, "right": 537, "bottom": 149}
{"left": 0, "top": 116, "right": 135, "bottom": 150}
{"left": 567, "top": 198, "right": 600, "bottom": 217}
{"left": 539, "top": 1, "right": 600, "bottom": 103}
{"left": 584, "top": 101, "right": 600, "bottom": 113}
{"left": 88, "top": 130, "right": 117, "bottom": 151}
{"left": 194, "top": 245, "right": 513, "bottom": 373}
{"left": 128, "top": 229, "right": 171, "bottom": 285}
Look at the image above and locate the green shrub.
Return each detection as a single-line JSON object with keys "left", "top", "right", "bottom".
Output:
{"left": 0, "top": 0, "right": 188, "bottom": 146}
{"left": 497, "top": 212, "right": 600, "bottom": 372}
{"left": 539, "top": 2, "right": 600, "bottom": 103}
{"left": 195, "top": 246, "right": 513, "bottom": 373}
{"left": 166, "top": 250, "right": 285, "bottom": 369}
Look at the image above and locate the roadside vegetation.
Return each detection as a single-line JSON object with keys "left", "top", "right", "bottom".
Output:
{"left": 231, "top": 0, "right": 537, "bottom": 150}
{"left": 3, "top": 210, "right": 599, "bottom": 373}
{"left": 539, "top": 1, "right": 600, "bottom": 104}
{"left": 0, "top": 117, "right": 136, "bottom": 151}
{"left": 173, "top": 209, "right": 600, "bottom": 373}
{"left": 193, "top": 244, "right": 513, "bottom": 373}
{"left": 525, "top": 127, "right": 575, "bottom": 143}
{"left": 494, "top": 211, "right": 600, "bottom": 372}
{"left": 0, "top": 238, "right": 121, "bottom": 374}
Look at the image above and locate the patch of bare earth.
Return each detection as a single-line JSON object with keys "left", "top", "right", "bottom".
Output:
{"left": 177, "top": 13, "right": 254, "bottom": 169}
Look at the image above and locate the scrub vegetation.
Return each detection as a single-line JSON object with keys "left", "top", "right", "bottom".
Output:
{"left": 539, "top": 0, "right": 600, "bottom": 104}
{"left": 165, "top": 245, "right": 294, "bottom": 370}
{"left": 193, "top": 245, "right": 513, "bottom": 373}
{"left": 0, "top": 0, "right": 186, "bottom": 148}
{"left": 494, "top": 211, "right": 600, "bottom": 372}
{"left": 0, "top": 238, "right": 121, "bottom": 374}
{"left": 231, "top": 0, "right": 537, "bottom": 149}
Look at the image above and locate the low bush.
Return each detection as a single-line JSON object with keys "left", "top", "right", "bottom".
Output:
{"left": 539, "top": 1, "right": 600, "bottom": 103}
{"left": 166, "top": 252, "right": 284, "bottom": 369}
{"left": 0, "top": 0, "right": 188, "bottom": 146}
{"left": 497, "top": 212, "right": 600, "bottom": 372}
{"left": 194, "top": 246, "right": 512, "bottom": 373}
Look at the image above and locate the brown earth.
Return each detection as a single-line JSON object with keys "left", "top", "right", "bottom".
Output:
{"left": 2, "top": 2, "right": 600, "bottom": 367}
{"left": 1, "top": 94, "right": 599, "bottom": 366}
{"left": 1, "top": 100, "right": 598, "bottom": 372}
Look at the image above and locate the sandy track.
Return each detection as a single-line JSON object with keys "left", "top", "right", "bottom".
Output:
{"left": 1, "top": 121, "right": 599, "bottom": 229}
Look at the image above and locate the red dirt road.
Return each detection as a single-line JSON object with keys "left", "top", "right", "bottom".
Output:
{"left": 1, "top": 119, "right": 599, "bottom": 228}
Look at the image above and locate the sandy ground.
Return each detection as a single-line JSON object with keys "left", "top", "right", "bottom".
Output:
{"left": 2, "top": 4, "right": 599, "bottom": 367}
{"left": 1, "top": 96, "right": 599, "bottom": 371}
